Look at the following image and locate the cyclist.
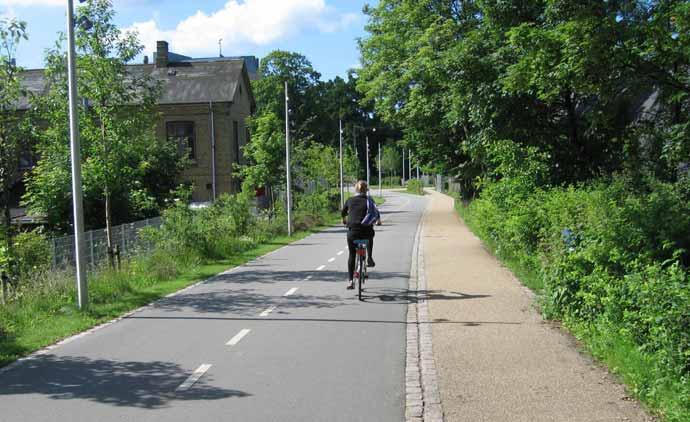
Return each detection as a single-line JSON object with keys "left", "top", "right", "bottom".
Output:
{"left": 341, "top": 180, "right": 380, "bottom": 290}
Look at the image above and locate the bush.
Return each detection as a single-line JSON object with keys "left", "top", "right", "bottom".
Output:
{"left": 13, "top": 231, "right": 51, "bottom": 281}
{"left": 461, "top": 175, "right": 690, "bottom": 394}
{"left": 406, "top": 179, "right": 424, "bottom": 195}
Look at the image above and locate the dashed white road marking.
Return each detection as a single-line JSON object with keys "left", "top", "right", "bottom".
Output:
{"left": 260, "top": 306, "right": 277, "bottom": 317}
{"left": 305, "top": 275, "right": 313, "bottom": 281}
{"left": 176, "top": 364, "right": 212, "bottom": 392}
{"left": 226, "top": 329, "right": 251, "bottom": 346}
{"left": 337, "top": 251, "right": 344, "bottom": 256}
{"left": 316, "top": 265, "right": 325, "bottom": 271}
{"left": 328, "top": 257, "right": 335, "bottom": 263}
{"left": 284, "top": 287, "right": 299, "bottom": 296}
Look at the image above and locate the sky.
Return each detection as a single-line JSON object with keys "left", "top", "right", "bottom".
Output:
{"left": 0, "top": 0, "right": 374, "bottom": 81}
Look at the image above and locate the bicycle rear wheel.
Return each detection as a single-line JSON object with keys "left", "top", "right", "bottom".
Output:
{"left": 358, "top": 254, "right": 364, "bottom": 300}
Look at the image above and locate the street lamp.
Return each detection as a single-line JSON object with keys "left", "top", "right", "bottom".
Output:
{"left": 339, "top": 119, "right": 344, "bottom": 209}
{"left": 284, "top": 81, "right": 292, "bottom": 236}
{"left": 66, "top": 0, "right": 90, "bottom": 309}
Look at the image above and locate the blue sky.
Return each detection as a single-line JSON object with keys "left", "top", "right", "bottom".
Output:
{"left": 1, "top": 0, "right": 373, "bottom": 81}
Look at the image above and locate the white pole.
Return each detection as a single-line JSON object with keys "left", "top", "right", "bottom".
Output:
{"left": 366, "top": 135, "right": 370, "bottom": 186}
{"left": 339, "top": 119, "right": 344, "bottom": 209}
{"left": 402, "top": 148, "right": 405, "bottom": 184}
{"left": 66, "top": 0, "right": 88, "bottom": 309}
{"left": 284, "top": 81, "right": 292, "bottom": 236}
{"left": 378, "top": 143, "right": 382, "bottom": 197}
{"left": 408, "top": 150, "right": 412, "bottom": 182}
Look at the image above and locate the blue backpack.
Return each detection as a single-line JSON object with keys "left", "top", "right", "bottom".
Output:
{"left": 360, "top": 197, "right": 380, "bottom": 226}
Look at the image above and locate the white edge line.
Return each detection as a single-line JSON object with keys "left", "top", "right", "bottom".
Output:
{"left": 176, "top": 364, "right": 212, "bottom": 392}
{"left": 316, "top": 265, "right": 325, "bottom": 271}
{"left": 284, "top": 287, "right": 299, "bottom": 296}
{"left": 260, "top": 305, "right": 277, "bottom": 317}
{"left": 226, "top": 329, "right": 251, "bottom": 346}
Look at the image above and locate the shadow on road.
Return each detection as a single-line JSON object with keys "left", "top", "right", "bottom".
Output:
{"left": 360, "top": 287, "right": 491, "bottom": 305}
{"left": 0, "top": 354, "right": 249, "bottom": 408}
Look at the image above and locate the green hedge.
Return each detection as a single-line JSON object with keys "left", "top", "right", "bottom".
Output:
{"left": 406, "top": 179, "right": 424, "bottom": 195}
{"left": 459, "top": 176, "right": 690, "bottom": 420}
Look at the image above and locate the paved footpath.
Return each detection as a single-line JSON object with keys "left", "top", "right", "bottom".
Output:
{"left": 421, "top": 190, "right": 654, "bottom": 422}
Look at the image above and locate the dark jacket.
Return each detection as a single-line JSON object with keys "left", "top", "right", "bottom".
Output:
{"left": 342, "top": 194, "right": 376, "bottom": 236}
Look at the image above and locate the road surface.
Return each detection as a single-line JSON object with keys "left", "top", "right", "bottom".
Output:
{"left": 0, "top": 191, "right": 426, "bottom": 422}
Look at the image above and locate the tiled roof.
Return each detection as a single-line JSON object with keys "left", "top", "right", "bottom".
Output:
{"left": 17, "top": 58, "right": 254, "bottom": 109}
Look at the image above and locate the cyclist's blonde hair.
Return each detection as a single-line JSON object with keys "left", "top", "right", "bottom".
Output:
{"left": 355, "top": 180, "right": 368, "bottom": 193}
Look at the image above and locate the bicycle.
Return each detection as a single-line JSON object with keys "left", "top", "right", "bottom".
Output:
{"left": 353, "top": 239, "right": 369, "bottom": 300}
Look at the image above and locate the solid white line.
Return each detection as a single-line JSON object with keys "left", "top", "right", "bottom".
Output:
{"left": 337, "top": 251, "right": 344, "bottom": 256}
{"left": 284, "top": 287, "right": 299, "bottom": 296}
{"left": 176, "top": 364, "right": 212, "bottom": 392}
{"left": 328, "top": 257, "right": 335, "bottom": 263}
{"left": 316, "top": 265, "right": 325, "bottom": 271}
{"left": 260, "top": 306, "right": 277, "bottom": 317}
{"left": 226, "top": 329, "right": 251, "bottom": 346}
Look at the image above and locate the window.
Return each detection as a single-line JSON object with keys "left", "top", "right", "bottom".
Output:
{"left": 233, "top": 120, "right": 240, "bottom": 164}
{"left": 166, "top": 121, "right": 196, "bottom": 160}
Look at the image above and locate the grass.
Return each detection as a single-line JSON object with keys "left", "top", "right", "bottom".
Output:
{"left": 0, "top": 219, "right": 337, "bottom": 368}
{"left": 452, "top": 194, "right": 690, "bottom": 421}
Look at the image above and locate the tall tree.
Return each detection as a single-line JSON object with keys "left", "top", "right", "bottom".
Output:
{"left": 0, "top": 18, "right": 28, "bottom": 300}
{"left": 24, "top": 0, "right": 183, "bottom": 265}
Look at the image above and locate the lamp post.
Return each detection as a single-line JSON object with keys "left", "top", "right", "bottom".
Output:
{"left": 365, "top": 135, "right": 370, "bottom": 186}
{"left": 284, "top": 81, "right": 292, "bottom": 236}
{"left": 378, "top": 142, "right": 382, "bottom": 197}
{"left": 66, "top": 0, "right": 88, "bottom": 309}
{"left": 339, "top": 119, "right": 344, "bottom": 209}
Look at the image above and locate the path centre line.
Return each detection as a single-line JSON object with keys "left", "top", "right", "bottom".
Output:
{"left": 305, "top": 275, "right": 313, "bottom": 281}
{"left": 260, "top": 306, "right": 277, "bottom": 317}
{"left": 176, "top": 364, "right": 212, "bottom": 392}
{"left": 328, "top": 257, "right": 335, "bottom": 263}
{"left": 226, "top": 329, "right": 251, "bottom": 346}
{"left": 337, "top": 251, "right": 344, "bottom": 256}
{"left": 316, "top": 265, "right": 325, "bottom": 271}
{"left": 284, "top": 287, "right": 299, "bottom": 296}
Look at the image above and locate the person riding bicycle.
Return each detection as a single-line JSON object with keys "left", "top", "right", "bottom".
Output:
{"left": 341, "top": 180, "right": 380, "bottom": 290}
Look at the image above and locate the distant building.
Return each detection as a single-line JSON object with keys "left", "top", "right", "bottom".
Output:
{"left": 11, "top": 40, "right": 258, "bottom": 217}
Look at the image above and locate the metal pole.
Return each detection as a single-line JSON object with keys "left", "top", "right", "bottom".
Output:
{"left": 339, "top": 119, "right": 344, "bottom": 209}
{"left": 66, "top": 0, "right": 88, "bottom": 309}
{"left": 378, "top": 143, "right": 382, "bottom": 197}
{"left": 284, "top": 81, "right": 292, "bottom": 236}
{"left": 417, "top": 165, "right": 420, "bottom": 180}
{"left": 366, "top": 135, "right": 370, "bottom": 186}
{"left": 209, "top": 101, "right": 216, "bottom": 200}
{"left": 408, "top": 150, "right": 412, "bottom": 182}
{"left": 402, "top": 148, "right": 405, "bottom": 184}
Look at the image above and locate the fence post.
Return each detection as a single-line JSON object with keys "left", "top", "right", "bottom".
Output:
{"left": 89, "top": 230, "right": 95, "bottom": 270}
{"left": 51, "top": 238, "right": 57, "bottom": 270}
{"left": 121, "top": 224, "right": 126, "bottom": 256}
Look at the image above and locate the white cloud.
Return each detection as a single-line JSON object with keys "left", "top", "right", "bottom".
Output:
{"left": 124, "top": 0, "right": 360, "bottom": 58}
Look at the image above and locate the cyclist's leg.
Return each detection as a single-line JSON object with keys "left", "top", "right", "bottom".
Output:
{"left": 367, "top": 231, "right": 375, "bottom": 267}
{"left": 346, "top": 231, "right": 356, "bottom": 283}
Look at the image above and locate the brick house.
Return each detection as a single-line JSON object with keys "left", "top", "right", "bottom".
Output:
{"left": 11, "top": 41, "right": 257, "bottom": 213}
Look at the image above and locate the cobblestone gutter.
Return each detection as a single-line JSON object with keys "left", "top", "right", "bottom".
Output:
{"left": 406, "top": 211, "right": 444, "bottom": 422}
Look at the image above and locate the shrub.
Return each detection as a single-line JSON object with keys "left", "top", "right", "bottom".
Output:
{"left": 461, "top": 175, "right": 690, "bottom": 384}
{"left": 406, "top": 179, "right": 424, "bottom": 195}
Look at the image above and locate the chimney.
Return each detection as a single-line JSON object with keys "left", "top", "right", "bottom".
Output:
{"left": 155, "top": 41, "right": 168, "bottom": 68}
{"left": 143, "top": 55, "right": 149, "bottom": 65}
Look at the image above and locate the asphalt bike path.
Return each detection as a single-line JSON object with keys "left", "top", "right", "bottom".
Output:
{"left": 0, "top": 191, "right": 427, "bottom": 422}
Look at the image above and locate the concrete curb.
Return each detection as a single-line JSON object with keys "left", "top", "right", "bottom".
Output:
{"left": 405, "top": 205, "right": 444, "bottom": 422}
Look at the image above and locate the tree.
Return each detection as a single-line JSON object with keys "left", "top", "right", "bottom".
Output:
{"left": 381, "top": 144, "right": 401, "bottom": 183}
{"left": 0, "top": 18, "right": 28, "bottom": 301}
{"left": 24, "top": 0, "right": 184, "bottom": 266}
